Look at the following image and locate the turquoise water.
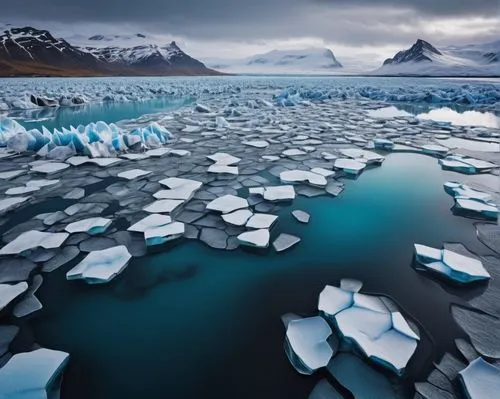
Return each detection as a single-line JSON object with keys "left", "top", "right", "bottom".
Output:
{"left": 8, "top": 96, "right": 194, "bottom": 131}
{"left": 29, "top": 153, "right": 495, "bottom": 399}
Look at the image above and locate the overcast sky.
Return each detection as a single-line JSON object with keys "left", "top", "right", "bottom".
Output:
{"left": 3, "top": 0, "right": 500, "bottom": 66}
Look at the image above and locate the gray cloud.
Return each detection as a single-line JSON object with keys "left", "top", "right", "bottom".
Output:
{"left": 3, "top": 0, "right": 500, "bottom": 50}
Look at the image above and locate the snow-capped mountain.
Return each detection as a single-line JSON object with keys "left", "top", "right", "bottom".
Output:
{"left": 0, "top": 26, "right": 105, "bottom": 76}
{"left": 0, "top": 26, "right": 221, "bottom": 77}
{"left": 375, "top": 39, "right": 500, "bottom": 76}
{"left": 206, "top": 48, "right": 343, "bottom": 74}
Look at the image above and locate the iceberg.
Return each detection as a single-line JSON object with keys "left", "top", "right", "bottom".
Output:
{"left": 66, "top": 245, "right": 132, "bottom": 284}
{"left": 459, "top": 357, "right": 500, "bottom": 399}
{"left": 65, "top": 217, "right": 112, "bottom": 235}
{"left": 318, "top": 283, "right": 419, "bottom": 375}
{"left": 0, "top": 348, "right": 69, "bottom": 399}
{"left": 0, "top": 118, "right": 174, "bottom": 159}
{"left": 285, "top": 316, "right": 334, "bottom": 375}
{"left": 414, "top": 244, "right": 490, "bottom": 283}
{"left": 0, "top": 231, "right": 69, "bottom": 255}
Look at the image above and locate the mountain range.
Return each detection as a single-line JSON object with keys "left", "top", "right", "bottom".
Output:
{"left": 0, "top": 25, "right": 498, "bottom": 77}
{"left": 0, "top": 26, "right": 221, "bottom": 77}
{"left": 374, "top": 39, "right": 500, "bottom": 76}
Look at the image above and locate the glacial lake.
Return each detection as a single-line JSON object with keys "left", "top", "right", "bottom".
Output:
{"left": 27, "top": 153, "right": 494, "bottom": 399}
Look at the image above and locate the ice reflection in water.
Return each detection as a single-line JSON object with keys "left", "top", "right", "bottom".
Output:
{"left": 417, "top": 107, "right": 500, "bottom": 128}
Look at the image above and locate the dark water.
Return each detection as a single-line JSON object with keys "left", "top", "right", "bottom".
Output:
{"left": 8, "top": 96, "right": 194, "bottom": 131}
{"left": 30, "top": 153, "right": 495, "bottom": 399}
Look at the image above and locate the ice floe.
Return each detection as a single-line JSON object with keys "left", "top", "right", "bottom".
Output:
{"left": 143, "top": 199, "right": 185, "bottom": 214}
{"left": 334, "top": 159, "right": 367, "bottom": 175}
{"left": 0, "top": 282, "right": 28, "bottom": 311}
{"left": 221, "top": 209, "right": 253, "bottom": 226}
{"left": 249, "top": 185, "right": 295, "bottom": 202}
{"left": 65, "top": 217, "right": 112, "bottom": 235}
{"left": 155, "top": 177, "right": 202, "bottom": 201}
{"left": 144, "top": 222, "right": 185, "bottom": 246}
{"left": 128, "top": 214, "right": 172, "bottom": 233}
{"left": 292, "top": 210, "right": 310, "bottom": 224}
{"left": 280, "top": 170, "right": 327, "bottom": 187}
{"left": 459, "top": 357, "right": 500, "bottom": 399}
{"left": 443, "top": 181, "right": 498, "bottom": 219}
{"left": 206, "top": 195, "right": 249, "bottom": 214}
{"left": 66, "top": 245, "right": 132, "bottom": 284}
{"left": 439, "top": 155, "right": 497, "bottom": 174}
{"left": 237, "top": 229, "right": 270, "bottom": 248}
{"left": 31, "top": 162, "right": 69, "bottom": 175}
{"left": 117, "top": 169, "right": 152, "bottom": 180}
{"left": 0, "top": 231, "right": 69, "bottom": 255}
{"left": 414, "top": 244, "right": 490, "bottom": 283}
{"left": 339, "top": 148, "right": 385, "bottom": 165}
{"left": 318, "top": 282, "right": 419, "bottom": 375}
{"left": 246, "top": 213, "right": 278, "bottom": 229}
{"left": 273, "top": 233, "right": 301, "bottom": 252}
{"left": 285, "top": 316, "right": 334, "bottom": 374}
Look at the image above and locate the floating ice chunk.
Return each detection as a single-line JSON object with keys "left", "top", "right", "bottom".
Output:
{"left": 285, "top": 316, "right": 333, "bottom": 374}
{"left": 156, "top": 177, "right": 202, "bottom": 201}
{"left": 206, "top": 195, "right": 249, "bottom": 214}
{"left": 250, "top": 185, "right": 295, "bottom": 202}
{"left": 208, "top": 164, "right": 239, "bottom": 175}
{"left": 310, "top": 168, "right": 335, "bottom": 177}
{"left": 216, "top": 116, "right": 230, "bottom": 129}
{"left": 280, "top": 170, "right": 327, "bottom": 187}
{"left": 0, "top": 348, "right": 69, "bottom": 399}
{"left": 374, "top": 139, "right": 395, "bottom": 151}
{"left": 414, "top": 244, "right": 490, "bottom": 283}
{"left": 66, "top": 245, "right": 131, "bottom": 284}
{"left": 66, "top": 156, "right": 122, "bottom": 167}
{"left": 0, "top": 231, "right": 68, "bottom": 255}
{"left": 318, "top": 285, "right": 354, "bottom": 316}
{"left": 440, "top": 155, "right": 497, "bottom": 174}
{"left": 13, "top": 274, "right": 43, "bottom": 317}
{"left": 207, "top": 152, "right": 241, "bottom": 165}
{"left": 319, "top": 283, "right": 419, "bottom": 375}
{"left": 120, "top": 153, "right": 150, "bottom": 161}
{"left": 243, "top": 140, "right": 269, "bottom": 148}
{"left": 143, "top": 199, "right": 184, "bottom": 214}
{"left": 5, "top": 186, "right": 40, "bottom": 195}
{"left": 0, "top": 197, "right": 29, "bottom": 214}
{"left": 459, "top": 357, "right": 500, "bottom": 399}
{"left": 26, "top": 179, "right": 60, "bottom": 188}
{"left": 145, "top": 148, "right": 171, "bottom": 157}
{"left": 43, "top": 246, "right": 80, "bottom": 273}
{"left": 292, "top": 210, "right": 310, "bottom": 224}
{"left": 0, "top": 282, "right": 28, "bottom": 311}
{"left": 246, "top": 213, "right": 278, "bottom": 229}
{"left": 282, "top": 148, "right": 306, "bottom": 157}
{"left": 222, "top": 209, "right": 253, "bottom": 226}
{"left": 391, "top": 312, "right": 420, "bottom": 340}
{"left": 128, "top": 214, "right": 172, "bottom": 233}
{"left": 65, "top": 217, "right": 112, "bottom": 235}
{"left": 117, "top": 169, "right": 152, "bottom": 180}
{"left": 195, "top": 103, "right": 211, "bottom": 113}
{"left": 0, "top": 170, "right": 25, "bottom": 180}
{"left": 339, "top": 148, "right": 385, "bottom": 164}
{"left": 444, "top": 182, "right": 493, "bottom": 203}
{"left": 170, "top": 149, "right": 191, "bottom": 157}
{"left": 144, "top": 222, "right": 185, "bottom": 246}
{"left": 455, "top": 197, "right": 499, "bottom": 219}
{"left": 334, "top": 159, "right": 366, "bottom": 175}
{"left": 0, "top": 258, "right": 37, "bottom": 283}
{"left": 31, "top": 162, "right": 69, "bottom": 175}
{"left": 273, "top": 233, "right": 300, "bottom": 252}
{"left": 421, "top": 144, "right": 449, "bottom": 156}
{"left": 340, "top": 278, "right": 363, "bottom": 293}
{"left": 237, "top": 229, "right": 270, "bottom": 248}
{"left": 0, "top": 325, "right": 18, "bottom": 358}
{"left": 262, "top": 155, "right": 280, "bottom": 161}
{"left": 63, "top": 188, "right": 85, "bottom": 200}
